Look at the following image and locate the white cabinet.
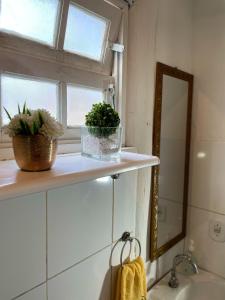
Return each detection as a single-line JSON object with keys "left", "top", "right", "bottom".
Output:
{"left": 16, "top": 284, "right": 46, "bottom": 300}
{"left": 48, "top": 247, "right": 111, "bottom": 300}
{"left": 0, "top": 193, "right": 46, "bottom": 300}
{"left": 113, "top": 171, "right": 137, "bottom": 241}
{"left": 47, "top": 177, "right": 113, "bottom": 277}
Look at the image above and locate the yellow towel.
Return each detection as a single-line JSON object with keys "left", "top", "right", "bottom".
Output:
{"left": 115, "top": 256, "right": 147, "bottom": 300}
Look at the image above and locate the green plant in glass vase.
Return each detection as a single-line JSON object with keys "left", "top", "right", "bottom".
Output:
{"left": 85, "top": 103, "right": 120, "bottom": 138}
{"left": 82, "top": 103, "right": 122, "bottom": 159}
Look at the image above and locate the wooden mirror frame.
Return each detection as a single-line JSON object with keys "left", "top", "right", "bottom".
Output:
{"left": 150, "top": 62, "right": 194, "bottom": 262}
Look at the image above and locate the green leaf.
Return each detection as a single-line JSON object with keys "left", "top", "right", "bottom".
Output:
{"left": 26, "top": 108, "right": 31, "bottom": 116}
{"left": 3, "top": 107, "right": 12, "bottom": 120}
{"left": 19, "top": 119, "right": 31, "bottom": 135}
{"left": 85, "top": 103, "right": 120, "bottom": 137}
{"left": 31, "top": 121, "right": 39, "bottom": 135}
{"left": 38, "top": 111, "right": 44, "bottom": 127}
{"left": 18, "top": 104, "right": 21, "bottom": 114}
{"left": 19, "top": 119, "right": 27, "bottom": 134}
{"left": 24, "top": 122, "right": 31, "bottom": 135}
{"left": 22, "top": 102, "right": 26, "bottom": 114}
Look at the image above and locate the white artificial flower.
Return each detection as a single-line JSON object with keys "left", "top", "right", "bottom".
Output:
{"left": 32, "top": 109, "right": 64, "bottom": 138}
{"left": 3, "top": 108, "right": 64, "bottom": 138}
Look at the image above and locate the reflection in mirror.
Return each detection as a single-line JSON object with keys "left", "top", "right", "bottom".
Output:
{"left": 150, "top": 63, "right": 193, "bottom": 261}
{"left": 158, "top": 75, "right": 188, "bottom": 248}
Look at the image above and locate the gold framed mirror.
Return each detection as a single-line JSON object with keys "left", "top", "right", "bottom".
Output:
{"left": 150, "top": 62, "right": 193, "bottom": 261}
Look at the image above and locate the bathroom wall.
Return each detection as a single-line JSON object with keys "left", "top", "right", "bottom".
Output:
{"left": 186, "top": 0, "right": 225, "bottom": 279}
{"left": 126, "top": 0, "right": 193, "bottom": 285}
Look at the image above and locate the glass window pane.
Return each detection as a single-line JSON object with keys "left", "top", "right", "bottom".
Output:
{"left": 0, "top": 0, "right": 60, "bottom": 46}
{"left": 67, "top": 85, "right": 104, "bottom": 126}
{"left": 64, "top": 3, "right": 108, "bottom": 61}
{"left": 1, "top": 74, "right": 58, "bottom": 124}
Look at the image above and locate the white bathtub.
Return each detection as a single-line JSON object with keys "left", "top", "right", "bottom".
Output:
{"left": 148, "top": 269, "right": 225, "bottom": 300}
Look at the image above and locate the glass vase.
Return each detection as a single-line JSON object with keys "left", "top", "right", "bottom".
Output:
{"left": 81, "top": 126, "right": 122, "bottom": 161}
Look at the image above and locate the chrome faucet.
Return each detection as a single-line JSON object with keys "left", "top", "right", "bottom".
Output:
{"left": 168, "top": 253, "right": 199, "bottom": 288}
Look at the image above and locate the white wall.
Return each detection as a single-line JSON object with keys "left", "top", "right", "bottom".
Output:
{"left": 126, "top": 0, "right": 193, "bottom": 285}
{"left": 187, "top": 0, "right": 225, "bottom": 279}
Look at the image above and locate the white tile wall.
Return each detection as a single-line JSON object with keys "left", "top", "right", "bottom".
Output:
{"left": 190, "top": 141, "right": 225, "bottom": 214}
{"left": 0, "top": 172, "right": 139, "bottom": 299}
{"left": 113, "top": 171, "right": 137, "bottom": 241}
{"left": 126, "top": 0, "right": 193, "bottom": 285}
{"left": 0, "top": 193, "right": 46, "bottom": 300}
{"left": 145, "top": 240, "right": 185, "bottom": 288}
{"left": 157, "top": 240, "right": 184, "bottom": 278}
{"left": 16, "top": 285, "right": 46, "bottom": 300}
{"left": 47, "top": 178, "right": 113, "bottom": 277}
{"left": 186, "top": 0, "right": 225, "bottom": 280}
{"left": 187, "top": 207, "right": 225, "bottom": 278}
{"left": 48, "top": 247, "right": 111, "bottom": 300}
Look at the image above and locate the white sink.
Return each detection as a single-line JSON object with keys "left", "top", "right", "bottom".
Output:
{"left": 149, "top": 269, "right": 225, "bottom": 300}
{"left": 177, "top": 281, "right": 225, "bottom": 300}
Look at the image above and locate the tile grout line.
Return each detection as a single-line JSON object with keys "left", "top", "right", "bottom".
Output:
{"left": 189, "top": 204, "right": 225, "bottom": 217}
{"left": 11, "top": 282, "right": 47, "bottom": 300}
{"left": 12, "top": 244, "right": 113, "bottom": 300}
{"left": 12, "top": 193, "right": 113, "bottom": 300}
{"left": 47, "top": 243, "right": 112, "bottom": 281}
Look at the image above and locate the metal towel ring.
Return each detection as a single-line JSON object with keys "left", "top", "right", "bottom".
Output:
{"left": 120, "top": 233, "right": 142, "bottom": 266}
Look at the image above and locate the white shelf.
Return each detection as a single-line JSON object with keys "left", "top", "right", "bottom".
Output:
{"left": 0, "top": 152, "right": 159, "bottom": 201}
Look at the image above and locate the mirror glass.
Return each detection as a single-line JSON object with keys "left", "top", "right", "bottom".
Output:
{"left": 150, "top": 62, "right": 193, "bottom": 261}
{"left": 157, "top": 75, "right": 188, "bottom": 248}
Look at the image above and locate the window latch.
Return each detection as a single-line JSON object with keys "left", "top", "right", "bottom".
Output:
{"left": 110, "top": 42, "right": 125, "bottom": 53}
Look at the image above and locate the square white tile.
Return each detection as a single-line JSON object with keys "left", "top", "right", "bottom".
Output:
{"left": 48, "top": 247, "right": 111, "bottom": 300}
{"left": 113, "top": 171, "right": 137, "bottom": 241}
{"left": 0, "top": 193, "right": 46, "bottom": 300}
{"left": 47, "top": 178, "right": 113, "bottom": 277}
{"left": 190, "top": 140, "right": 225, "bottom": 214}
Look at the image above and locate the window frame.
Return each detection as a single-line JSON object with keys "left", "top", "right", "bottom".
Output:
{"left": 1, "top": 72, "right": 60, "bottom": 124}
{"left": 0, "top": 0, "right": 62, "bottom": 47}
{"left": 63, "top": 2, "right": 110, "bottom": 62}
{"left": 0, "top": 0, "right": 128, "bottom": 158}
{"left": 0, "top": 0, "right": 122, "bottom": 76}
{"left": 66, "top": 82, "right": 104, "bottom": 128}
{"left": 0, "top": 70, "right": 113, "bottom": 142}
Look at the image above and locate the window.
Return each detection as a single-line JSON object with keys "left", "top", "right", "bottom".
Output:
{"left": 67, "top": 85, "right": 104, "bottom": 127}
{"left": 0, "top": 0, "right": 60, "bottom": 46}
{"left": 1, "top": 74, "right": 58, "bottom": 125}
{"left": 64, "top": 3, "right": 109, "bottom": 61}
{"left": 0, "top": 73, "right": 104, "bottom": 130}
{"left": 0, "top": 0, "right": 127, "bottom": 156}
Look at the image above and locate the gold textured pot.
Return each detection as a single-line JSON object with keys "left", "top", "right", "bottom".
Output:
{"left": 12, "top": 134, "right": 57, "bottom": 172}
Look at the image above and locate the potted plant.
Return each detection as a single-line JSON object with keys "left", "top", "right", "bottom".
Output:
{"left": 81, "top": 103, "right": 122, "bottom": 160}
{"left": 3, "top": 103, "right": 64, "bottom": 171}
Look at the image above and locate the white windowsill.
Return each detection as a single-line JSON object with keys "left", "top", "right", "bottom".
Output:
{"left": 0, "top": 151, "right": 159, "bottom": 202}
